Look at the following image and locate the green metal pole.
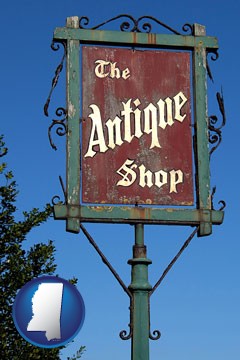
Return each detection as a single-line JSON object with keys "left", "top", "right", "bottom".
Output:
{"left": 128, "top": 224, "right": 152, "bottom": 360}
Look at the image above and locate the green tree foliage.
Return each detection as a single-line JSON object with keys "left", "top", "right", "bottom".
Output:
{"left": 0, "top": 135, "right": 61, "bottom": 359}
{"left": 0, "top": 136, "right": 85, "bottom": 359}
{"left": 67, "top": 346, "right": 86, "bottom": 360}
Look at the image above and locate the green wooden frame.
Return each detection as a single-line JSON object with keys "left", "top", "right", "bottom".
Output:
{"left": 52, "top": 17, "right": 224, "bottom": 235}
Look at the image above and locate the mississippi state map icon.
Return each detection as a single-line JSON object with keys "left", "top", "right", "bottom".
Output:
{"left": 12, "top": 276, "right": 85, "bottom": 348}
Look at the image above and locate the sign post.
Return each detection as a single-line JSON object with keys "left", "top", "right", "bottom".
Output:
{"left": 45, "top": 15, "right": 225, "bottom": 359}
{"left": 129, "top": 224, "right": 152, "bottom": 360}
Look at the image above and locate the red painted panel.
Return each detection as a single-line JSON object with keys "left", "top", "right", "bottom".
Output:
{"left": 81, "top": 46, "right": 193, "bottom": 205}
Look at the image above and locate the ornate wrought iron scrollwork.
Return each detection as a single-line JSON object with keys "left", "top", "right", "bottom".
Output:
{"left": 44, "top": 41, "right": 66, "bottom": 117}
{"left": 50, "top": 40, "right": 63, "bottom": 52}
{"left": 51, "top": 176, "right": 67, "bottom": 206}
{"left": 148, "top": 297, "right": 161, "bottom": 340}
{"left": 119, "top": 299, "right": 133, "bottom": 340}
{"left": 119, "top": 326, "right": 133, "bottom": 341}
{"left": 44, "top": 40, "right": 67, "bottom": 150}
{"left": 206, "top": 50, "right": 219, "bottom": 82}
{"left": 208, "top": 49, "right": 219, "bottom": 62}
{"left": 149, "top": 329, "right": 161, "bottom": 340}
{"left": 211, "top": 186, "right": 226, "bottom": 211}
{"left": 79, "top": 14, "right": 193, "bottom": 35}
{"left": 182, "top": 23, "right": 194, "bottom": 35}
{"left": 51, "top": 195, "right": 62, "bottom": 206}
{"left": 208, "top": 89, "right": 226, "bottom": 157}
{"left": 48, "top": 107, "right": 67, "bottom": 151}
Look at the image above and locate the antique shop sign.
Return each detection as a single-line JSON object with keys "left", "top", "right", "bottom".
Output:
{"left": 82, "top": 47, "right": 193, "bottom": 205}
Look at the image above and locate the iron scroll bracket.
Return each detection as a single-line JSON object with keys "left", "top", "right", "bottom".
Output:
{"left": 208, "top": 88, "right": 226, "bottom": 157}
{"left": 44, "top": 41, "right": 67, "bottom": 151}
{"left": 79, "top": 224, "right": 199, "bottom": 342}
{"left": 78, "top": 14, "right": 194, "bottom": 35}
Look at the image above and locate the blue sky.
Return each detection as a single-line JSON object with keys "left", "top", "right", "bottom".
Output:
{"left": 1, "top": 1, "right": 239, "bottom": 359}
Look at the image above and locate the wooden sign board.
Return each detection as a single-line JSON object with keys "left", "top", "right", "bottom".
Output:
{"left": 82, "top": 47, "right": 193, "bottom": 206}
{"left": 51, "top": 19, "right": 224, "bottom": 235}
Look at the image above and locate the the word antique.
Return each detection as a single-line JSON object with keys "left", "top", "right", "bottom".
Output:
{"left": 84, "top": 92, "right": 188, "bottom": 158}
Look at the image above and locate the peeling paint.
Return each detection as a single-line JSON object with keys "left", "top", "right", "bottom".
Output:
{"left": 68, "top": 101, "right": 76, "bottom": 119}
{"left": 147, "top": 33, "right": 156, "bottom": 45}
{"left": 88, "top": 206, "right": 113, "bottom": 212}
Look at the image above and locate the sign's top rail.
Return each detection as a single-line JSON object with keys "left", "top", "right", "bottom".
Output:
{"left": 53, "top": 27, "right": 218, "bottom": 50}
